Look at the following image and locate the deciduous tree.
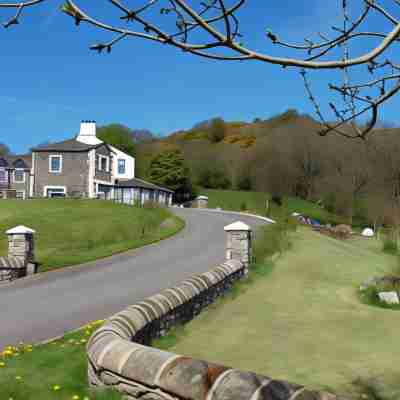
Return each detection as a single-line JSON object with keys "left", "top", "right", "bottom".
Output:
{"left": 97, "top": 123, "right": 136, "bottom": 157}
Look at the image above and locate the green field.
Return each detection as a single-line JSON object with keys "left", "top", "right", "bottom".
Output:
{"left": 159, "top": 228, "right": 400, "bottom": 398}
{"left": 200, "top": 188, "right": 345, "bottom": 225}
{"left": 0, "top": 321, "right": 123, "bottom": 400}
{"left": 0, "top": 200, "right": 183, "bottom": 272}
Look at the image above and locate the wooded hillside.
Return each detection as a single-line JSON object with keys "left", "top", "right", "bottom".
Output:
{"left": 136, "top": 110, "right": 400, "bottom": 227}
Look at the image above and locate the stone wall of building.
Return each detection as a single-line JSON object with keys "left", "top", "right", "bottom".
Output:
{"left": 86, "top": 259, "right": 341, "bottom": 400}
{"left": 94, "top": 145, "right": 113, "bottom": 183}
{"left": 34, "top": 151, "right": 89, "bottom": 198}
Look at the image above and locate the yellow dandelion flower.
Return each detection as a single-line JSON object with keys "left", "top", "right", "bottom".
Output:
{"left": 3, "top": 350, "right": 13, "bottom": 356}
{"left": 53, "top": 385, "right": 61, "bottom": 391}
{"left": 0, "top": 362, "right": 6, "bottom": 367}
{"left": 72, "top": 395, "right": 80, "bottom": 400}
{"left": 26, "top": 348, "right": 33, "bottom": 352}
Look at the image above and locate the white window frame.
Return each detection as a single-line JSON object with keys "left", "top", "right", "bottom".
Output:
{"left": 43, "top": 185, "right": 67, "bottom": 198}
{"left": 98, "top": 155, "right": 110, "bottom": 172}
{"left": 16, "top": 190, "right": 26, "bottom": 200}
{"left": 14, "top": 168, "right": 25, "bottom": 183}
{"left": 49, "top": 155, "right": 62, "bottom": 173}
{"left": 0, "top": 168, "right": 7, "bottom": 184}
{"left": 117, "top": 158, "right": 126, "bottom": 175}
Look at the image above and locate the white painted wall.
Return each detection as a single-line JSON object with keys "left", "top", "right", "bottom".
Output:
{"left": 110, "top": 145, "right": 135, "bottom": 180}
{"left": 76, "top": 121, "right": 135, "bottom": 180}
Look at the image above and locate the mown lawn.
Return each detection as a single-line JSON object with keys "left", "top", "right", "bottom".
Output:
{"left": 0, "top": 321, "right": 123, "bottom": 400}
{"left": 200, "top": 188, "right": 345, "bottom": 225}
{"left": 159, "top": 228, "right": 400, "bottom": 398}
{"left": 0, "top": 200, "right": 184, "bottom": 272}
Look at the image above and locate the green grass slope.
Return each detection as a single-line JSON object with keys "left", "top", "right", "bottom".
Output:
{"left": 200, "top": 188, "right": 344, "bottom": 225}
{"left": 163, "top": 228, "right": 399, "bottom": 398}
{"left": 0, "top": 200, "right": 183, "bottom": 272}
{"left": 0, "top": 321, "right": 123, "bottom": 400}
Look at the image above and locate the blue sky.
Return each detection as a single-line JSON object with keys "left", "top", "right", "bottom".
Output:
{"left": 1, "top": 0, "right": 399, "bottom": 154}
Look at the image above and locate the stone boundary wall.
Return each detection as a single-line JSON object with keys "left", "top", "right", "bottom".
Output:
{"left": 87, "top": 259, "right": 341, "bottom": 400}
{"left": 0, "top": 256, "right": 25, "bottom": 282}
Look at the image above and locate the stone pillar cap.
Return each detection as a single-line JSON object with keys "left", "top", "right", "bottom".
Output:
{"left": 6, "top": 225, "right": 36, "bottom": 235}
{"left": 196, "top": 195, "right": 209, "bottom": 200}
{"left": 224, "top": 221, "right": 251, "bottom": 231}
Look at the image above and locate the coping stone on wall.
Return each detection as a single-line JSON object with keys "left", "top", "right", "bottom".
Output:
{"left": 86, "top": 258, "right": 343, "bottom": 400}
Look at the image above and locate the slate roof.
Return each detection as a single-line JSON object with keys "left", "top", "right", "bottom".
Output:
{"left": 115, "top": 177, "right": 174, "bottom": 193}
{"left": 0, "top": 157, "right": 9, "bottom": 167}
{"left": 0, "top": 155, "right": 31, "bottom": 169}
{"left": 30, "top": 138, "right": 98, "bottom": 152}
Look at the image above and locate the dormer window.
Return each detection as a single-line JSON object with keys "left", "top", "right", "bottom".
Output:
{"left": 98, "top": 155, "right": 110, "bottom": 172}
{"left": 14, "top": 169, "right": 25, "bottom": 183}
{"left": 49, "top": 155, "right": 62, "bottom": 173}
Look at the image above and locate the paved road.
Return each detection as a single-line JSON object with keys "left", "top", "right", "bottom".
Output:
{"left": 0, "top": 208, "right": 267, "bottom": 348}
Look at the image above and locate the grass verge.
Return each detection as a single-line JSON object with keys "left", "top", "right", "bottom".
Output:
{"left": 199, "top": 188, "right": 345, "bottom": 225}
{"left": 0, "top": 321, "right": 123, "bottom": 400}
{"left": 0, "top": 200, "right": 184, "bottom": 272}
{"left": 154, "top": 227, "right": 399, "bottom": 398}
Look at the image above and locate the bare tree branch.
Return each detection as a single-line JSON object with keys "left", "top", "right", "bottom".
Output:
{"left": 2, "top": 0, "right": 400, "bottom": 138}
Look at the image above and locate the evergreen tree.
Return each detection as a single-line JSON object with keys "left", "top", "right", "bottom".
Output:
{"left": 148, "top": 149, "right": 194, "bottom": 202}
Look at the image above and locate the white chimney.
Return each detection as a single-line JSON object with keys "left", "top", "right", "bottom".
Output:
{"left": 76, "top": 120, "right": 103, "bottom": 145}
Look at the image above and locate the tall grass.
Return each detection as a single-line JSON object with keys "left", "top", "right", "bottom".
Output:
{"left": 253, "top": 203, "right": 297, "bottom": 264}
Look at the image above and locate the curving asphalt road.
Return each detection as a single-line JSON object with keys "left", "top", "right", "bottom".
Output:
{"left": 0, "top": 208, "right": 267, "bottom": 348}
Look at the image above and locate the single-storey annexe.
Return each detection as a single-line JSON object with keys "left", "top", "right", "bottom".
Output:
{"left": 113, "top": 178, "right": 173, "bottom": 207}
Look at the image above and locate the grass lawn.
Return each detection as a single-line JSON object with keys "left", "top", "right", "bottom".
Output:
{"left": 200, "top": 188, "right": 345, "bottom": 225}
{"left": 0, "top": 199, "right": 184, "bottom": 272}
{"left": 0, "top": 321, "right": 123, "bottom": 400}
{"left": 156, "top": 227, "right": 400, "bottom": 398}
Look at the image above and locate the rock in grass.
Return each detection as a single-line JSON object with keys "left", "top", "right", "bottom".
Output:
{"left": 378, "top": 291, "right": 399, "bottom": 304}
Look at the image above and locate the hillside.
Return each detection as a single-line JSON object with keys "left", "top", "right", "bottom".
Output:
{"left": 0, "top": 200, "right": 183, "bottom": 271}
{"left": 136, "top": 110, "right": 400, "bottom": 228}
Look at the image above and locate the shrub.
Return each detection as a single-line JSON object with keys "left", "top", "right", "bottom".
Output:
{"left": 323, "top": 192, "right": 337, "bottom": 214}
{"left": 197, "top": 167, "right": 231, "bottom": 189}
{"left": 383, "top": 239, "right": 398, "bottom": 254}
{"left": 240, "top": 201, "right": 247, "bottom": 211}
{"left": 236, "top": 174, "right": 252, "bottom": 191}
{"left": 207, "top": 118, "right": 226, "bottom": 143}
{"left": 381, "top": 228, "right": 398, "bottom": 254}
{"left": 253, "top": 206, "right": 296, "bottom": 263}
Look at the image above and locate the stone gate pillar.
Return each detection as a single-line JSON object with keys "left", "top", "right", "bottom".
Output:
{"left": 224, "top": 221, "right": 252, "bottom": 274}
{"left": 195, "top": 196, "right": 209, "bottom": 209}
{"left": 6, "top": 225, "right": 36, "bottom": 275}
